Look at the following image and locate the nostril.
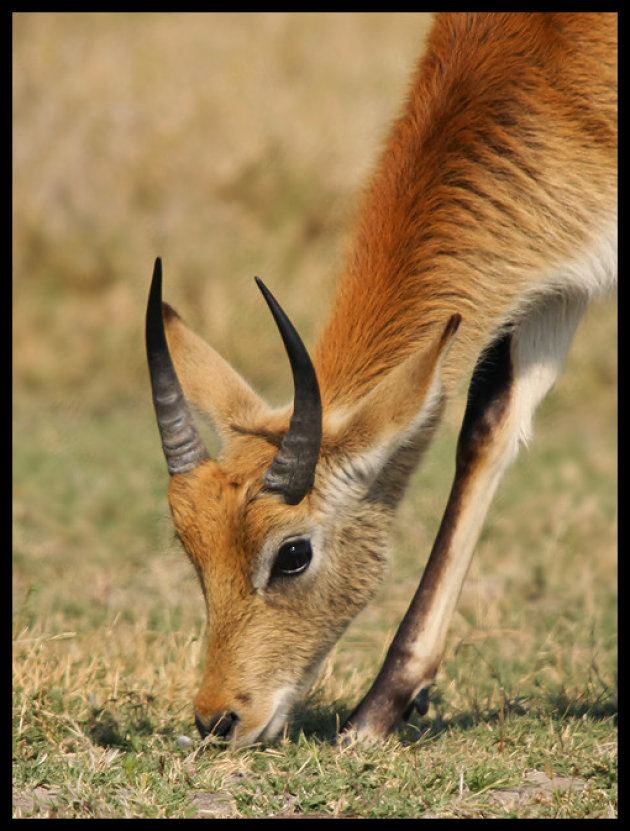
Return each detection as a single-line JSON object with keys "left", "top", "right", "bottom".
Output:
{"left": 195, "top": 710, "right": 239, "bottom": 740}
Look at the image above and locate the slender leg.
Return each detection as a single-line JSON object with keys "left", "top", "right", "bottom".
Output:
{"left": 342, "top": 298, "right": 583, "bottom": 741}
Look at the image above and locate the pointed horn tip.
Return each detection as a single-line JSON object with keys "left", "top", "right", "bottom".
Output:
{"left": 148, "top": 258, "right": 163, "bottom": 312}
{"left": 254, "top": 276, "right": 275, "bottom": 308}
{"left": 147, "top": 259, "right": 178, "bottom": 323}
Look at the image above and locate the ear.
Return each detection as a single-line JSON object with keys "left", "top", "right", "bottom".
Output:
{"left": 163, "top": 303, "right": 272, "bottom": 442}
{"left": 324, "top": 314, "right": 461, "bottom": 481}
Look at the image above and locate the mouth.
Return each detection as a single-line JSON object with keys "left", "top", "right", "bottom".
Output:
{"left": 196, "top": 686, "right": 297, "bottom": 746}
{"left": 195, "top": 710, "right": 238, "bottom": 741}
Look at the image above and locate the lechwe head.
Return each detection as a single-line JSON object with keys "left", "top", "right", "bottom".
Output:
{"left": 147, "top": 258, "right": 459, "bottom": 744}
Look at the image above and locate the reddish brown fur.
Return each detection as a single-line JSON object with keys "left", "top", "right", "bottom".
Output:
{"left": 157, "top": 13, "right": 616, "bottom": 745}
{"left": 315, "top": 12, "right": 616, "bottom": 406}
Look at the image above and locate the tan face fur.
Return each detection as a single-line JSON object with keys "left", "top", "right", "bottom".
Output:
{"left": 168, "top": 447, "right": 386, "bottom": 743}
{"left": 161, "top": 308, "right": 458, "bottom": 745}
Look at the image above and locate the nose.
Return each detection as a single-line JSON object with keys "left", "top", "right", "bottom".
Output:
{"left": 195, "top": 709, "right": 239, "bottom": 740}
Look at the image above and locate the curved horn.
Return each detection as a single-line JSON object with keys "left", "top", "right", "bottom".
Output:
{"left": 146, "top": 258, "right": 210, "bottom": 475}
{"left": 255, "top": 278, "right": 323, "bottom": 505}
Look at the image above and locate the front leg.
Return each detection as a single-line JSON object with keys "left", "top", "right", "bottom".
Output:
{"left": 343, "top": 332, "right": 520, "bottom": 741}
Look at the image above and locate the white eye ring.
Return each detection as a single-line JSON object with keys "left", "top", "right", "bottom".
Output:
{"left": 252, "top": 527, "right": 322, "bottom": 592}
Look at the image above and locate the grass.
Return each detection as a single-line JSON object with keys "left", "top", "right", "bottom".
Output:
{"left": 13, "top": 12, "right": 616, "bottom": 818}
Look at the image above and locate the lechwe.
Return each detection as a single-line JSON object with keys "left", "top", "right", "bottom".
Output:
{"left": 147, "top": 12, "right": 617, "bottom": 745}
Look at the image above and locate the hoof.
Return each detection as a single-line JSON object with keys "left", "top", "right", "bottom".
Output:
{"left": 413, "top": 686, "right": 431, "bottom": 716}
{"left": 402, "top": 687, "right": 431, "bottom": 720}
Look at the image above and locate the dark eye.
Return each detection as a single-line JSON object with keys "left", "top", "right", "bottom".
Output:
{"left": 272, "top": 538, "right": 312, "bottom": 578}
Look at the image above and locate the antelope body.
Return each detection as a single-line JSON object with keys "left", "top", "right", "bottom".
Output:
{"left": 147, "top": 13, "right": 617, "bottom": 745}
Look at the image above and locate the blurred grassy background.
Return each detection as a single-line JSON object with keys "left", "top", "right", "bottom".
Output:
{"left": 13, "top": 14, "right": 616, "bottom": 813}
{"left": 13, "top": 11, "right": 432, "bottom": 623}
{"left": 13, "top": 12, "right": 432, "bottom": 406}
